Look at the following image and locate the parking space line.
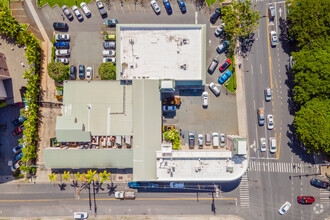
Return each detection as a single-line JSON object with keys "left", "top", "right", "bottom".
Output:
{"left": 195, "top": 12, "right": 198, "bottom": 24}
{"left": 127, "top": 4, "right": 132, "bottom": 14}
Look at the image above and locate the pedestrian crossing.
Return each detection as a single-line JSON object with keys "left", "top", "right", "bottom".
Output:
{"left": 239, "top": 173, "right": 250, "bottom": 208}
{"left": 320, "top": 189, "right": 330, "bottom": 205}
{"left": 248, "top": 161, "right": 319, "bottom": 173}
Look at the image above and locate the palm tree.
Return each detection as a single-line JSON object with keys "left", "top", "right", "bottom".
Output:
{"left": 48, "top": 173, "right": 57, "bottom": 182}
{"left": 62, "top": 171, "right": 71, "bottom": 182}
{"left": 85, "top": 169, "right": 97, "bottom": 184}
{"left": 74, "top": 172, "right": 85, "bottom": 182}
{"left": 99, "top": 170, "right": 111, "bottom": 183}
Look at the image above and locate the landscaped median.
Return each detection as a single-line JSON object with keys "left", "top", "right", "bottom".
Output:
{"left": 223, "top": 53, "right": 236, "bottom": 93}
{"left": 37, "top": 0, "right": 88, "bottom": 7}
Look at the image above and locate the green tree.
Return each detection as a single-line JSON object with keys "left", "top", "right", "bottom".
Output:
{"left": 48, "top": 173, "right": 57, "bottom": 182}
{"left": 294, "top": 98, "right": 330, "bottom": 155}
{"left": 292, "top": 45, "right": 330, "bottom": 105}
{"left": 74, "top": 172, "right": 85, "bottom": 182}
{"left": 163, "top": 129, "right": 181, "bottom": 150}
{"left": 221, "top": 0, "right": 261, "bottom": 53}
{"left": 47, "top": 62, "right": 69, "bottom": 82}
{"left": 99, "top": 170, "right": 111, "bottom": 183}
{"left": 62, "top": 171, "right": 71, "bottom": 182}
{"left": 98, "top": 62, "right": 116, "bottom": 80}
{"left": 286, "top": 0, "right": 330, "bottom": 49}
{"left": 85, "top": 169, "right": 97, "bottom": 184}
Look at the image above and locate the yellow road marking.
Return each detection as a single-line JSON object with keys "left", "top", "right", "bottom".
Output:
{"left": 276, "top": 132, "right": 282, "bottom": 159}
{"left": 265, "top": 8, "right": 273, "bottom": 89}
{"left": 0, "top": 197, "right": 237, "bottom": 202}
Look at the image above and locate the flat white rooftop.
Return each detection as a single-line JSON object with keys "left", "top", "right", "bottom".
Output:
{"left": 118, "top": 25, "right": 204, "bottom": 81}
{"left": 156, "top": 150, "right": 248, "bottom": 182}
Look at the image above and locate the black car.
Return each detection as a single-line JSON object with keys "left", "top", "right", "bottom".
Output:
{"left": 70, "top": 65, "right": 76, "bottom": 80}
{"left": 79, "top": 65, "right": 85, "bottom": 79}
{"left": 210, "top": 8, "right": 221, "bottom": 24}
{"left": 310, "top": 179, "right": 329, "bottom": 189}
{"left": 53, "top": 22, "right": 68, "bottom": 30}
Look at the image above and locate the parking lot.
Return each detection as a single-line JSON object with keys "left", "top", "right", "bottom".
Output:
{"left": 39, "top": 0, "right": 238, "bottom": 148}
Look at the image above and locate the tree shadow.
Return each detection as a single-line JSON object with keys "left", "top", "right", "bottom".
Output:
{"left": 94, "top": 181, "right": 105, "bottom": 194}
{"left": 58, "top": 183, "right": 66, "bottom": 191}
{"left": 239, "top": 33, "right": 256, "bottom": 58}
{"left": 107, "top": 182, "right": 117, "bottom": 196}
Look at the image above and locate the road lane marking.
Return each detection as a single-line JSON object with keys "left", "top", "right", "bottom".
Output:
{"left": 266, "top": 8, "right": 273, "bottom": 89}
{"left": 276, "top": 132, "right": 281, "bottom": 159}
{"left": 260, "top": 64, "right": 262, "bottom": 74}
{"left": 195, "top": 12, "right": 198, "bottom": 24}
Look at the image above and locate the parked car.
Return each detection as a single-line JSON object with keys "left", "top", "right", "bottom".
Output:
{"left": 71, "top": 5, "right": 83, "bottom": 21}
{"left": 212, "top": 132, "right": 219, "bottom": 147}
{"left": 218, "top": 70, "right": 232, "bottom": 85}
{"left": 104, "top": 34, "right": 116, "bottom": 41}
{"left": 55, "top": 49, "right": 70, "bottom": 57}
{"left": 13, "top": 144, "right": 25, "bottom": 153}
{"left": 12, "top": 116, "right": 27, "bottom": 126}
{"left": 260, "top": 138, "right": 266, "bottom": 152}
{"left": 86, "top": 66, "right": 93, "bottom": 80}
{"left": 215, "top": 23, "right": 225, "bottom": 37}
{"left": 257, "top": 108, "right": 265, "bottom": 126}
{"left": 264, "top": 88, "right": 272, "bottom": 101}
{"left": 267, "top": 114, "right": 274, "bottom": 130}
{"left": 61, "top": 5, "right": 73, "bottom": 20}
{"left": 13, "top": 152, "right": 24, "bottom": 163}
{"left": 163, "top": 0, "right": 172, "bottom": 14}
{"left": 103, "top": 50, "right": 115, "bottom": 56}
{"left": 96, "top": 0, "right": 107, "bottom": 16}
{"left": 55, "top": 34, "right": 70, "bottom": 41}
{"left": 205, "top": 133, "right": 211, "bottom": 146}
{"left": 103, "top": 41, "right": 116, "bottom": 49}
{"left": 53, "top": 22, "right": 68, "bottom": 30}
{"left": 269, "top": 137, "right": 276, "bottom": 153}
{"left": 220, "top": 133, "right": 225, "bottom": 147}
{"left": 208, "top": 57, "right": 219, "bottom": 74}
{"left": 12, "top": 125, "right": 25, "bottom": 136}
{"left": 278, "top": 201, "right": 291, "bottom": 215}
{"left": 163, "top": 105, "right": 176, "bottom": 112}
{"left": 80, "top": 2, "right": 91, "bottom": 17}
{"left": 54, "top": 42, "right": 69, "bottom": 49}
{"left": 270, "top": 31, "right": 278, "bottom": 46}
{"left": 209, "top": 82, "right": 220, "bottom": 96}
{"left": 219, "top": 59, "right": 231, "bottom": 72}
{"left": 210, "top": 8, "right": 221, "bottom": 24}
{"left": 202, "top": 91, "right": 208, "bottom": 107}
{"left": 54, "top": 58, "right": 69, "bottom": 64}
{"left": 189, "top": 133, "right": 195, "bottom": 148}
{"left": 198, "top": 134, "right": 203, "bottom": 148}
{"left": 297, "top": 196, "right": 315, "bottom": 204}
{"left": 216, "top": 40, "right": 229, "bottom": 54}
{"left": 103, "top": 57, "right": 116, "bottom": 63}
{"left": 310, "top": 179, "right": 329, "bottom": 189}
{"left": 70, "top": 65, "right": 76, "bottom": 80}
{"left": 79, "top": 65, "right": 85, "bottom": 79}
{"left": 105, "top": 19, "right": 118, "bottom": 27}
{"left": 177, "top": 0, "right": 186, "bottom": 13}
{"left": 162, "top": 125, "right": 175, "bottom": 132}
{"left": 73, "top": 212, "right": 88, "bottom": 219}
{"left": 10, "top": 160, "right": 23, "bottom": 172}
{"left": 150, "top": 0, "right": 161, "bottom": 14}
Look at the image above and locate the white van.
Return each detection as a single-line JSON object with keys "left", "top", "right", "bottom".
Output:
{"left": 269, "top": 137, "right": 276, "bottom": 153}
{"left": 212, "top": 132, "right": 219, "bottom": 147}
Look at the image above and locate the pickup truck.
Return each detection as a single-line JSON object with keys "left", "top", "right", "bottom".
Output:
{"left": 114, "top": 191, "right": 135, "bottom": 200}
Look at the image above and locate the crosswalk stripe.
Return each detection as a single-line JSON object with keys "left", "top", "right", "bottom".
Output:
{"left": 248, "top": 161, "right": 317, "bottom": 173}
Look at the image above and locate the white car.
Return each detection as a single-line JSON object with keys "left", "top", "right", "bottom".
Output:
{"left": 270, "top": 31, "right": 278, "bottom": 46}
{"left": 71, "top": 5, "right": 83, "bottom": 21}
{"left": 202, "top": 91, "right": 208, "bottom": 107}
{"left": 150, "top": 0, "right": 161, "bottom": 14}
{"left": 103, "top": 50, "right": 115, "bottom": 57}
{"left": 260, "top": 138, "right": 266, "bottom": 152}
{"left": 73, "top": 212, "right": 88, "bottom": 219}
{"left": 86, "top": 66, "right": 93, "bottom": 80}
{"left": 267, "top": 114, "right": 274, "bottom": 130}
{"left": 103, "top": 57, "right": 116, "bottom": 63}
{"left": 55, "top": 34, "right": 70, "bottom": 41}
{"left": 80, "top": 2, "right": 91, "bottom": 17}
{"left": 198, "top": 134, "right": 203, "bottom": 148}
{"left": 264, "top": 88, "right": 271, "bottom": 101}
{"left": 54, "top": 58, "right": 69, "bottom": 64}
{"left": 209, "top": 82, "right": 220, "bottom": 96}
{"left": 269, "top": 137, "right": 276, "bottom": 153}
{"left": 220, "top": 133, "right": 225, "bottom": 147}
{"left": 278, "top": 201, "right": 291, "bottom": 215}
{"left": 212, "top": 132, "right": 219, "bottom": 147}
{"left": 215, "top": 23, "right": 225, "bottom": 37}
{"left": 55, "top": 49, "right": 70, "bottom": 56}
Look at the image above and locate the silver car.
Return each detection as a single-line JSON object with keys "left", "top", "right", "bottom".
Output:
{"left": 150, "top": 0, "right": 161, "bottom": 14}
{"left": 220, "top": 133, "right": 225, "bottom": 147}
{"left": 198, "top": 134, "right": 203, "bottom": 148}
{"left": 264, "top": 88, "right": 271, "bottom": 101}
{"left": 71, "top": 5, "right": 83, "bottom": 21}
{"left": 189, "top": 133, "right": 195, "bottom": 148}
{"left": 55, "top": 34, "right": 70, "bottom": 41}
{"left": 209, "top": 82, "right": 220, "bottom": 96}
{"left": 260, "top": 138, "right": 266, "bottom": 152}
{"left": 80, "top": 2, "right": 91, "bottom": 17}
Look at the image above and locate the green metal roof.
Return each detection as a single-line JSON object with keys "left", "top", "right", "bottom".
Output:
{"left": 56, "top": 115, "right": 91, "bottom": 142}
{"left": 44, "top": 148, "right": 133, "bottom": 169}
{"left": 132, "top": 80, "right": 162, "bottom": 181}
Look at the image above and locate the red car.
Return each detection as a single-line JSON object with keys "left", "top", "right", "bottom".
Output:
{"left": 297, "top": 196, "right": 315, "bottom": 204}
{"left": 12, "top": 125, "right": 25, "bottom": 136}
{"left": 219, "top": 59, "right": 231, "bottom": 72}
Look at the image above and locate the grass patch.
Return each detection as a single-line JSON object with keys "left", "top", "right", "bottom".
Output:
{"left": 206, "top": 0, "right": 218, "bottom": 7}
{"left": 51, "top": 46, "right": 55, "bottom": 61}
{"left": 224, "top": 53, "right": 236, "bottom": 93}
{"left": 37, "top": 0, "right": 91, "bottom": 7}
